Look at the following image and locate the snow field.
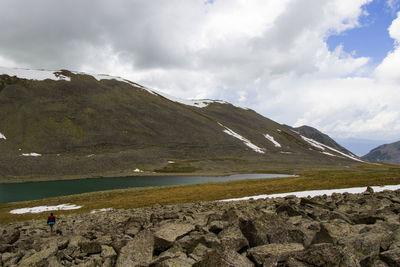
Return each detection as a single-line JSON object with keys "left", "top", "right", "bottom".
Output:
{"left": 222, "top": 184, "right": 400, "bottom": 202}
{"left": 219, "top": 123, "right": 265, "bottom": 154}
{"left": 0, "top": 67, "right": 70, "bottom": 81}
{"left": 10, "top": 204, "right": 82, "bottom": 214}
{"left": 264, "top": 134, "right": 281, "bottom": 147}
{"left": 300, "top": 135, "right": 364, "bottom": 162}
{"left": 21, "top": 153, "right": 41, "bottom": 157}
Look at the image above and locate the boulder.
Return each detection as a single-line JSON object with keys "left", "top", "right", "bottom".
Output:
{"left": 294, "top": 243, "right": 360, "bottom": 267}
{"left": 151, "top": 251, "right": 195, "bottom": 267}
{"left": 207, "top": 220, "right": 227, "bottom": 234}
{"left": 154, "top": 222, "right": 195, "bottom": 252}
{"left": 46, "top": 256, "right": 63, "bottom": 267}
{"left": 18, "top": 244, "right": 58, "bottom": 267}
{"left": 312, "top": 220, "right": 358, "bottom": 245}
{"left": 176, "top": 231, "right": 221, "bottom": 253}
{"left": 189, "top": 243, "right": 212, "bottom": 262}
{"left": 101, "top": 245, "right": 117, "bottom": 265}
{"left": 218, "top": 226, "right": 249, "bottom": 252}
{"left": 276, "top": 203, "right": 303, "bottom": 217}
{"left": 193, "top": 249, "right": 254, "bottom": 267}
{"left": 247, "top": 243, "right": 304, "bottom": 266}
{"left": 116, "top": 230, "right": 154, "bottom": 266}
{"left": 380, "top": 248, "right": 400, "bottom": 267}
{"left": 79, "top": 240, "right": 102, "bottom": 255}
{"left": 1, "top": 252, "right": 23, "bottom": 266}
{"left": 240, "top": 214, "right": 305, "bottom": 247}
{"left": 342, "top": 232, "right": 391, "bottom": 265}
{"left": 4, "top": 229, "right": 20, "bottom": 245}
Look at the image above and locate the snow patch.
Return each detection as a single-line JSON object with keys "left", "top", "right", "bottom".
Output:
{"left": 144, "top": 87, "right": 228, "bottom": 108}
{"left": 221, "top": 184, "right": 400, "bottom": 202}
{"left": 87, "top": 154, "right": 94, "bottom": 158}
{"left": 168, "top": 161, "right": 175, "bottom": 164}
{"left": 300, "top": 135, "right": 364, "bottom": 162}
{"left": 301, "top": 135, "right": 325, "bottom": 150}
{"left": 0, "top": 66, "right": 70, "bottom": 81}
{"left": 10, "top": 204, "right": 82, "bottom": 214}
{"left": 134, "top": 168, "right": 144, "bottom": 173}
{"left": 321, "top": 152, "right": 338, "bottom": 157}
{"left": 277, "top": 129, "right": 281, "bottom": 132}
{"left": 90, "top": 208, "right": 113, "bottom": 214}
{"left": 21, "top": 153, "right": 41, "bottom": 157}
{"left": 264, "top": 134, "right": 281, "bottom": 148}
{"left": 280, "top": 151, "right": 292, "bottom": 154}
{"left": 219, "top": 123, "right": 264, "bottom": 154}
{"left": 88, "top": 72, "right": 235, "bottom": 109}
{"left": 0, "top": 132, "right": 6, "bottom": 140}
{"left": 1, "top": 67, "right": 248, "bottom": 110}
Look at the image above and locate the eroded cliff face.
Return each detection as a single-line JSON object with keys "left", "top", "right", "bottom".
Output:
{"left": 1, "top": 187, "right": 400, "bottom": 266}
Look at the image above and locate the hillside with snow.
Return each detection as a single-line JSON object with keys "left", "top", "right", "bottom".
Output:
{"left": 0, "top": 67, "right": 363, "bottom": 180}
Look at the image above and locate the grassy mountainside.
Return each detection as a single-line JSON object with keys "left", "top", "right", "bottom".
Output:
{"left": 0, "top": 68, "right": 362, "bottom": 181}
{"left": 290, "top": 125, "right": 353, "bottom": 155}
{"left": 362, "top": 141, "right": 400, "bottom": 164}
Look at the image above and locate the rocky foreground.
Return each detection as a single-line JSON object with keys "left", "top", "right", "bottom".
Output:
{"left": 1, "top": 187, "right": 400, "bottom": 266}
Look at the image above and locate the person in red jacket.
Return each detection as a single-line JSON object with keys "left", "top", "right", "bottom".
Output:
{"left": 47, "top": 213, "right": 56, "bottom": 233}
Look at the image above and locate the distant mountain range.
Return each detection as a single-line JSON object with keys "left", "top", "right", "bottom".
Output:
{"left": 0, "top": 67, "right": 364, "bottom": 180}
{"left": 362, "top": 141, "right": 400, "bottom": 164}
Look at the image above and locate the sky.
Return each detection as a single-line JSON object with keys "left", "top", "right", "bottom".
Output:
{"left": 1, "top": 0, "right": 400, "bottom": 154}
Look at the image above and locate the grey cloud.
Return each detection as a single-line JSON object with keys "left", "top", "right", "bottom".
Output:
{"left": 2, "top": 0, "right": 396, "bottom": 140}
{"left": 0, "top": 0, "right": 202, "bottom": 70}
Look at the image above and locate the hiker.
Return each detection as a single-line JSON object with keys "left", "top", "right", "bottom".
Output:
{"left": 47, "top": 212, "right": 56, "bottom": 233}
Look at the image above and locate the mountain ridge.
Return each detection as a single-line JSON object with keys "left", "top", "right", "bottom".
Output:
{"left": 0, "top": 67, "right": 363, "bottom": 180}
{"left": 362, "top": 140, "right": 400, "bottom": 164}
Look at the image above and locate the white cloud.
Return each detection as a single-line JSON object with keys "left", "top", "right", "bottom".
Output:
{"left": 1, "top": 0, "right": 400, "bottom": 141}
{"left": 387, "top": 0, "right": 400, "bottom": 10}
{"left": 374, "top": 13, "right": 400, "bottom": 83}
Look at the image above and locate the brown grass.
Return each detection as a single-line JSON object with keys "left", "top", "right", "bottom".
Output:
{"left": 1, "top": 164, "right": 400, "bottom": 225}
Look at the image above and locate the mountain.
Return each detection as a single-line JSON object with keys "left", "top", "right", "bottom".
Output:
{"left": 334, "top": 138, "right": 394, "bottom": 157}
{"left": 362, "top": 141, "right": 400, "bottom": 164}
{"left": 0, "top": 67, "right": 363, "bottom": 180}
{"left": 290, "top": 125, "right": 355, "bottom": 156}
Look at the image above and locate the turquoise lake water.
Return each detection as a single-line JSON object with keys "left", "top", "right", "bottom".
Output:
{"left": 0, "top": 173, "right": 294, "bottom": 203}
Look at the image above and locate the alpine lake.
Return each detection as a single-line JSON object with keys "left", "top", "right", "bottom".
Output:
{"left": 0, "top": 173, "right": 294, "bottom": 203}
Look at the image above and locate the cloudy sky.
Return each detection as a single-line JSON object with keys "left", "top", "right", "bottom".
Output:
{"left": 1, "top": 0, "right": 400, "bottom": 154}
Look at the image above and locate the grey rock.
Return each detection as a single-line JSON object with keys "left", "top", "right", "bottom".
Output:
{"left": 18, "top": 243, "right": 58, "bottom": 267}
{"left": 194, "top": 249, "right": 254, "bottom": 267}
{"left": 295, "top": 243, "right": 360, "bottom": 267}
{"left": 154, "top": 222, "right": 195, "bottom": 252}
{"left": 218, "top": 226, "right": 249, "bottom": 252}
{"left": 79, "top": 240, "right": 102, "bottom": 255}
{"left": 380, "top": 248, "right": 400, "bottom": 267}
{"left": 101, "top": 244, "right": 117, "bottom": 259}
{"left": 247, "top": 243, "right": 304, "bottom": 266}
{"left": 4, "top": 229, "right": 20, "bottom": 245}
{"left": 116, "top": 230, "right": 154, "bottom": 266}
{"left": 240, "top": 213, "right": 305, "bottom": 247}
{"left": 46, "top": 255, "right": 63, "bottom": 267}
{"left": 189, "top": 243, "right": 212, "bottom": 262}
{"left": 342, "top": 232, "right": 391, "bottom": 265}
{"left": 207, "top": 220, "right": 227, "bottom": 234}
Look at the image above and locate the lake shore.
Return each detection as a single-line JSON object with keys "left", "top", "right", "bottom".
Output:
{"left": 2, "top": 166, "right": 400, "bottom": 225}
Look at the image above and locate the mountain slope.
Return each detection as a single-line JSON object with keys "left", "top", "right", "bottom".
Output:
{"left": 0, "top": 67, "right": 363, "bottom": 180}
{"left": 362, "top": 141, "right": 400, "bottom": 164}
{"left": 290, "top": 125, "right": 354, "bottom": 156}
